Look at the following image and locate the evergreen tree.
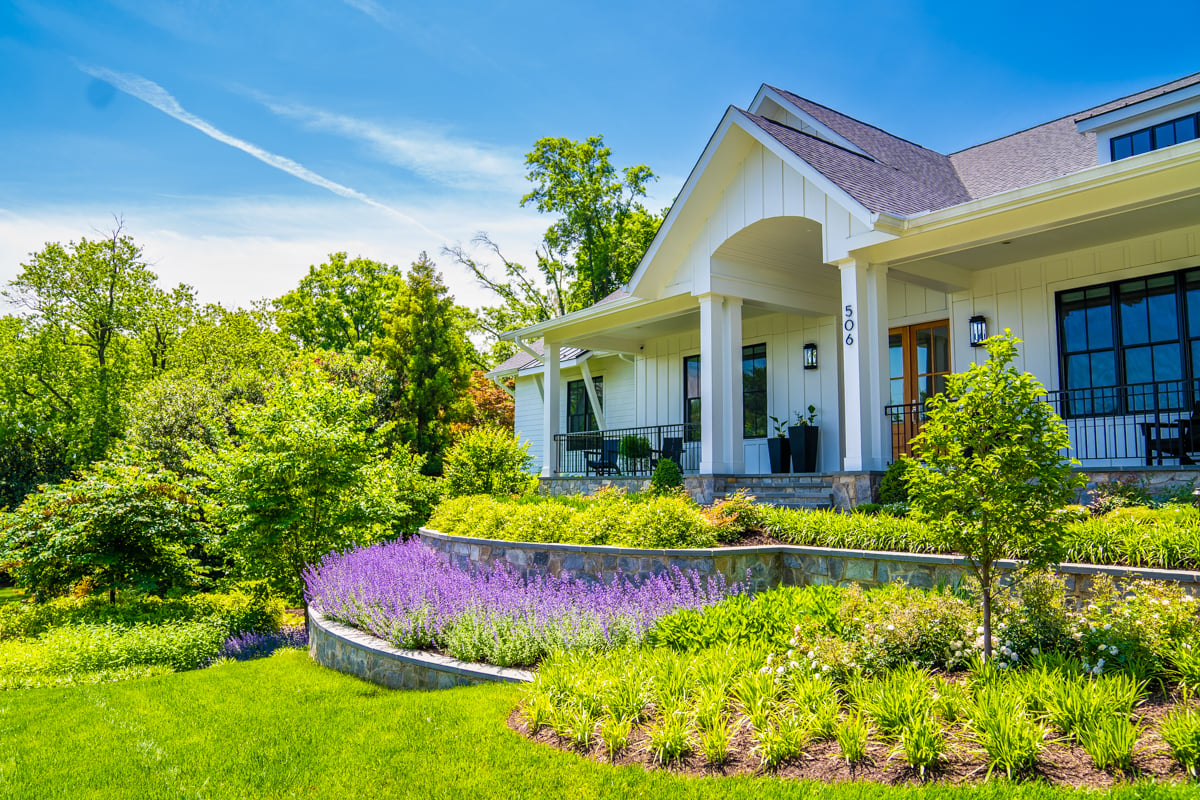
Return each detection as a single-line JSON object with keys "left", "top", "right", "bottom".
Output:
{"left": 376, "top": 253, "right": 472, "bottom": 473}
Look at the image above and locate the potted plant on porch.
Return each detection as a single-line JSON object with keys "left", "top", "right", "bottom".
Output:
{"left": 788, "top": 405, "right": 820, "bottom": 473}
{"left": 767, "top": 415, "right": 791, "bottom": 474}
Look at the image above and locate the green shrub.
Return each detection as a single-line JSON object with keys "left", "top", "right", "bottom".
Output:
{"left": 649, "top": 586, "right": 841, "bottom": 652}
{"left": 441, "top": 426, "right": 535, "bottom": 498}
{"left": 878, "top": 460, "right": 910, "bottom": 505}
{"left": 503, "top": 501, "right": 578, "bottom": 544}
{"left": 0, "top": 619, "right": 227, "bottom": 681}
{"left": 648, "top": 458, "right": 683, "bottom": 496}
{"left": 575, "top": 488, "right": 634, "bottom": 544}
{"left": 701, "top": 491, "right": 764, "bottom": 543}
{"left": 611, "top": 495, "right": 715, "bottom": 549}
{"left": 0, "top": 591, "right": 284, "bottom": 642}
{"left": 426, "top": 495, "right": 509, "bottom": 540}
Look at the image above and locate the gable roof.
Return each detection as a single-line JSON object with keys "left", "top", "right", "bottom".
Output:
{"left": 741, "top": 110, "right": 969, "bottom": 215}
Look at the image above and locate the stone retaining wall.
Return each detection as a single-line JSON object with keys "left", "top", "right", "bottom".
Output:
{"left": 417, "top": 528, "right": 1200, "bottom": 606}
{"left": 308, "top": 607, "right": 532, "bottom": 689}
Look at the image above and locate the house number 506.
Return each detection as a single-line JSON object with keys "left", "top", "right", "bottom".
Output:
{"left": 843, "top": 304, "right": 855, "bottom": 345}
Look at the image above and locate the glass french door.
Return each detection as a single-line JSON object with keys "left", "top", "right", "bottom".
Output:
{"left": 889, "top": 320, "right": 951, "bottom": 456}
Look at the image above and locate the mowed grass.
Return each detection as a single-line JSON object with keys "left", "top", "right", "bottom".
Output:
{"left": 0, "top": 587, "right": 22, "bottom": 605}
{"left": 0, "top": 650, "right": 1193, "bottom": 800}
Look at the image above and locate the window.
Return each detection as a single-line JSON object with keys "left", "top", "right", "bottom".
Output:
{"left": 1057, "top": 267, "right": 1200, "bottom": 416}
{"left": 566, "top": 377, "right": 602, "bottom": 433}
{"left": 1110, "top": 112, "right": 1199, "bottom": 161}
{"left": 742, "top": 343, "right": 767, "bottom": 439}
{"left": 683, "top": 355, "right": 701, "bottom": 442}
{"left": 681, "top": 345, "right": 768, "bottom": 441}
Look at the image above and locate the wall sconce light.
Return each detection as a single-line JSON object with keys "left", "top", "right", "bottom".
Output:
{"left": 969, "top": 315, "right": 988, "bottom": 347}
{"left": 803, "top": 343, "right": 818, "bottom": 370}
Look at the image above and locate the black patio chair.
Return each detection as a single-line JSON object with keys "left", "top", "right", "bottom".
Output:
{"left": 652, "top": 436, "right": 683, "bottom": 470}
{"left": 1142, "top": 402, "right": 1200, "bottom": 465}
{"left": 586, "top": 439, "right": 621, "bottom": 475}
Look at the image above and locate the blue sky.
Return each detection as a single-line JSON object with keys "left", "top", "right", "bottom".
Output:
{"left": 2, "top": 0, "right": 1197, "bottom": 310}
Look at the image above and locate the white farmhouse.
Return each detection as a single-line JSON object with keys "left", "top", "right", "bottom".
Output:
{"left": 490, "top": 74, "right": 1200, "bottom": 508}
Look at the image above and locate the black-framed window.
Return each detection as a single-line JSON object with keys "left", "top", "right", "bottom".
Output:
{"left": 743, "top": 343, "right": 767, "bottom": 439}
{"left": 567, "top": 377, "right": 602, "bottom": 433}
{"left": 682, "top": 345, "right": 768, "bottom": 441}
{"left": 1057, "top": 266, "right": 1200, "bottom": 416}
{"left": 1110, "top": 112, "right": 1199, "bottom": 161}
{"left": 684, "top": 355, "right": 701, "bottom": 442}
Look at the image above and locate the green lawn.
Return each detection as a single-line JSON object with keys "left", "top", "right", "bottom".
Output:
{"left": 0, "top": 587, "right": 21, "bottom": 605}
{"left": 0, "top": 650, "right": 1193, "bottom": 800}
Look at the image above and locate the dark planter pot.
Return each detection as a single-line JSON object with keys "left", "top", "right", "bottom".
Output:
{"left": 788, "top": 425, "right": 820, "bottom": 473}
{"left": 767, "top": 437, "right": 791, "bottom": 473}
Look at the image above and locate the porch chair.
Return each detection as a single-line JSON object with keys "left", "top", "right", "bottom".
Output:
{"left": 586, "top": 439, "right": 621, "bottom": 475}
{"left": 1141, "top": 402, "right": 1200, "bottom": 465}
{"left": 652, "top": 436, "right": 684, "bottom": 470}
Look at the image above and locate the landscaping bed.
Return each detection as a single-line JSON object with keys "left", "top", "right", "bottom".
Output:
{"left": 428, "top": 492, "right": 1200, "bottom": 571}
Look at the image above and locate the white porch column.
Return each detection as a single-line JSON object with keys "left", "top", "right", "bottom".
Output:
{"left": 839, "top": 261, "right": 891, "bottom": 472}
{"left": 541, "top": 340, "right": 561, "bottom": 476}
{"left": 698, "top": 294, "right": 727, "bottom": 475}
{"left": 723, "top": 297, "right": 745, "bottom": 475}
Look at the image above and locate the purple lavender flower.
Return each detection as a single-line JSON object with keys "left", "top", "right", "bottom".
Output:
{"left": 214, "top": 626, "right": 308, "bottom": 663}
{"left": 303, "top": 539, "right": 741, "bottom": 667}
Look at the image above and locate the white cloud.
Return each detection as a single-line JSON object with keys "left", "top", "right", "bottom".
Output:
{"left": 0, "top": 197, "right": 548, "bottom": 313}
{"left": 341, "top": 0, "right": 392, "bottom": 27}
{"left": 257, "top": 97, "right": 527, "bottom": 193}
{"left": 77, "top": 64, "right": 449, "bottom": 244}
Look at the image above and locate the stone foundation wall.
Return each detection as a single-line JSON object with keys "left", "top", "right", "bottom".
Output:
{"left": 417, "top": 528, "right": 1200, "bottom": 607}
{"left": 308, "top": 608, "right": 532, "bottom": 689}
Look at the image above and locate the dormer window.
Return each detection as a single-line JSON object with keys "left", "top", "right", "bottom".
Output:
{"left": 1108, "top": 111, "right": 1198, "bottom": 160}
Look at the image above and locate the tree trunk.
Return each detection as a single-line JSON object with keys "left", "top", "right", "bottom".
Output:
{"left": 981, "top": 580, "right": 993, "bottom": 663}
{"left": 109, "top": 586, "right": 116, "bottom": 605}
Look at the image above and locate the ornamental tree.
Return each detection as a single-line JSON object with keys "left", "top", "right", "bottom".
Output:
{"left": 903, "top": 332, "right": 1085, "bottom": 661}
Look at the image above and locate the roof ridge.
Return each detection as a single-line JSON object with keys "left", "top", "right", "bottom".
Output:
{"left": 765, "top": 84, "right": 948, "bottom": 156}
{"left": 742, "top": 108, "right": 884, "bottom": 164}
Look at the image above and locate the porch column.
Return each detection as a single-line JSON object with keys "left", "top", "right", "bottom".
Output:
{"left": 723, "top": 297, "right": 745, "bottom": 475}
{"left": 698, "top": 294, "right": 727, "bottom": 474}
{"left": 839, "top": 260, "right": 891, "bottom": 472}
{"left": 541, "top": 340, "right": 560, "bottom": 476}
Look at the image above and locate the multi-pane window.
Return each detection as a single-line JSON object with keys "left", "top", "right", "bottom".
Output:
{"left": 1110, "top": 112, "right": 1199, "bottom": 161}
{"left": 742, "top": 343, "right": 767, "bottom": 439}
{"left": 566, "top": 377, "right": 603, "bottom": 433}
{"left": 1057, "top": 267, "right": 1200, "bottom": 415}
{"left": 682, "top": 345, "right": 768, "bottom": 441}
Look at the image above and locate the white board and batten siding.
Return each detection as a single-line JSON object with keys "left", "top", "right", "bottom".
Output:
{"left": 514, "top": 356, "right": 636, "bottom": 476}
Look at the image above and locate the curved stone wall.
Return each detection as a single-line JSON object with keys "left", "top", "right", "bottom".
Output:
{"left": 307, "top": 608, "right": 532, "bottom": 689}
{"left": 417, "top": 527, "right": 1200, "bottom": 606}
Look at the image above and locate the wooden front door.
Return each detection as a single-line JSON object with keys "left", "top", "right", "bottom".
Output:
{"left": 889, "top": 320, "right": 951, "bottom": 457}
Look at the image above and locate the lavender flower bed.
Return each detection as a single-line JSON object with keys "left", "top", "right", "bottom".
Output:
{"left": 304, "top": 539, "right": 741, "bottom": 667}
{"left": 215, "top": 626, "right": 308, "bottom": 663}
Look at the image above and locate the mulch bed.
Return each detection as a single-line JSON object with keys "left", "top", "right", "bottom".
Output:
{"left": 507, "top": 696, "right": 1192, "bottom": 788}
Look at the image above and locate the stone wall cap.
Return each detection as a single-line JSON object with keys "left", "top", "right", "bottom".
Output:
{"left": 309, "top": 607, "right": 533, "bottom": 683}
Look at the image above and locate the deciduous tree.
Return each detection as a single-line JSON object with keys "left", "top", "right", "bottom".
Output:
{"left": 903, "top": 332, "right": 1085, "bottom": 661}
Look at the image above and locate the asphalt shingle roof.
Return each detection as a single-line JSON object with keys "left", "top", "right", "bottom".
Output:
{"left": 754, "top": 72, "right": 1200, "bottom": 210}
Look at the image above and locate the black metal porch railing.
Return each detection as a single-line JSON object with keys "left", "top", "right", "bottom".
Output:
{"left": 554, "top": 423, "right": 701, "bottom": 477}
{"left": 885, "top": 379, "right": 1200, "bottom": 466}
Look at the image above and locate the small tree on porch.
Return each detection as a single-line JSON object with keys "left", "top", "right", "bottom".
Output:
{"left": 902, "top": 331, "right": 1084, "bottom": 662}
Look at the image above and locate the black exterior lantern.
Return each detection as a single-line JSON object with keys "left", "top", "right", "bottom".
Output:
{"left": 803, "top": 342, "right": 818, "bottom": 370}
{"left": 969, "top": 315, "right": 988, "bottom": 347}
